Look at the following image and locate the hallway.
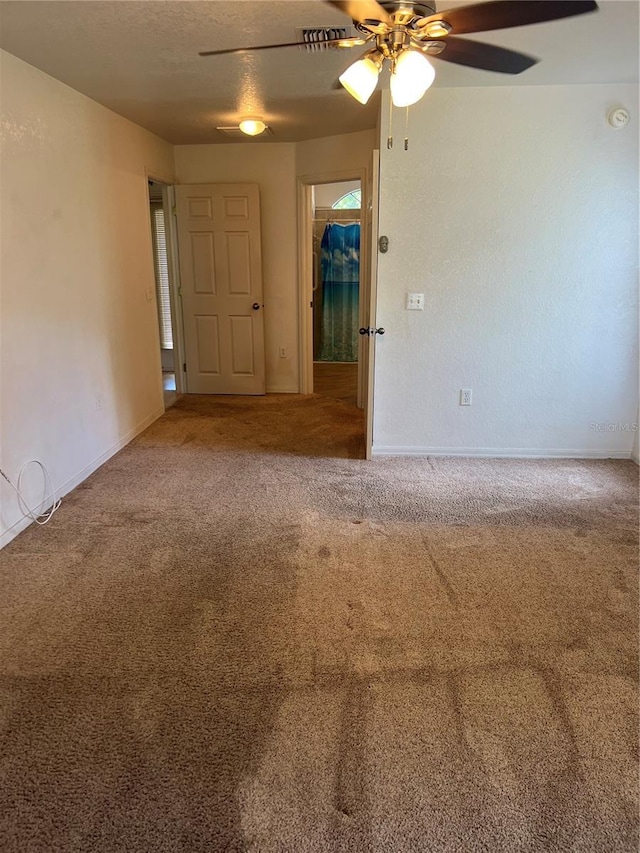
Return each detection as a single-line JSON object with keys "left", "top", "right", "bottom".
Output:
{"left": 313, "top": 362, "right": 359, "bottom": 407}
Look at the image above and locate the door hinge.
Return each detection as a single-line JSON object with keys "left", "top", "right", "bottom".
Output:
{"left": 310, "top": 300, "right": 313, "bottom": 308}
{"left": 183, "top": 362, "right": 187, "bottom": 372}
{"left": 172, "top": 206, "right": 177, "bottom": 216}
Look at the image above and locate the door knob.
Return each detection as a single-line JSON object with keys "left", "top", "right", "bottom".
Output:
{"left": 252, "top": 303, "right": 260, "bottom": 310}
{"left": 359, "top": 327, "right": 385, "bottom": 336}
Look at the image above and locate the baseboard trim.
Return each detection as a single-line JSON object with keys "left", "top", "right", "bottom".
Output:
{"left": 266, "top": 386, "right": 299, "bottom": 394}
{"left": 0, "top": 406, "right": 165, "bottom": 550}
{"left": 372, "top": 445, "right": 633, "bottom": 460}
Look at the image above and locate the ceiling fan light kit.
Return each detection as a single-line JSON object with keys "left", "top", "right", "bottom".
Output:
{"left": 200, "top": 0, "right": 599, "bottom": 145}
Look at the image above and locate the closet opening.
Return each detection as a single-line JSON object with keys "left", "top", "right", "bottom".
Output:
{"left": 311, "top": 179, "right": 362, "bottom": 408}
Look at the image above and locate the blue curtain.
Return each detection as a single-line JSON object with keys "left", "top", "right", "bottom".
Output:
{"left": 318, "top": 223, "right": 360, "bottom": 362}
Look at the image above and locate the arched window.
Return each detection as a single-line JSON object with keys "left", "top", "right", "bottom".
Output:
{"left": 332, "top": 189, "right": 361, "bottom": 210}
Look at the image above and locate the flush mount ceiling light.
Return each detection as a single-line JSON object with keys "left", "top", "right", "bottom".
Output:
{"left": 238, "top": 118, "right": 267, "bottom": 136}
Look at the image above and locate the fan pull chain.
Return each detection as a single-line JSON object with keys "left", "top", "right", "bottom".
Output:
{"left": 387, "top": 99, "right": 393, "bottom": 149}
{"left": 404, "top": 107, "right": 409, "bottom": 150}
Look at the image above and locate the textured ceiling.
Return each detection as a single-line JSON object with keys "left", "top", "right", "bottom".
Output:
{"left": 0, "top": 0, "right": 637, "bottom": 144}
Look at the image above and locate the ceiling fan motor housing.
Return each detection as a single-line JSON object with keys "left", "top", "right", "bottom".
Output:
{"left": 354, "top": 1, "right": 437, "bottom": 35}
{"left": 382, "top": 1, "right": 437, "bottom": 17}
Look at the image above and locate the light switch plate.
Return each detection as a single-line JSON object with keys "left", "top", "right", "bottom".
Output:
{"left": 406, "top": 293, "right": 425, "bottom": 311}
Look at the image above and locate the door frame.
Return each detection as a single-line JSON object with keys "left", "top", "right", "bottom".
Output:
{"left": 297, "top": 169, "right": 369, "bottom": 400}
{"left": 145, "top": 169, "right": 186, "bottom": 399}
{"left": 364, "top": 151, "right": 380, "bottom": 460}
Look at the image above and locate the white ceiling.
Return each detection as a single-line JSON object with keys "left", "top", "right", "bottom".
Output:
{"left": 0, "top": 1, "right": 637, "bottom": 144}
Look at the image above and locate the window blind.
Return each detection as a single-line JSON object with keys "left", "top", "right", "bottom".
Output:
{"left": 150, "top": 203, "right": 173, "bottom": 350}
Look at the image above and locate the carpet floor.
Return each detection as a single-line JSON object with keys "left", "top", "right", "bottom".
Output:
{"left": 0, "top": 394, "right": 638, "bottom": 852}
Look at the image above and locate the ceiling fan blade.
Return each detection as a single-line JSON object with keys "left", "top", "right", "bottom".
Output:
{"left": 418, "top": 1, "right": 598, "bottom": 35}
{"left": 324, "top": 0, "right": 392, "bottom": 25}
{"left": 432, "top": 36, "right": 538, "bottom": 74}
{"left": 199, "top": 37, "right": 363, "bottom": 57}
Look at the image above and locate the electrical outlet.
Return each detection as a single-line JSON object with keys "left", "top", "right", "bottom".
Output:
{"left": 406, "top": 292, "right": 425, "bottom": 311}
{"left": 460, "top": 389, "right": 472, "bottom": 406}
{"left": 279, "top": 347, "right": 287, "bottom": 358}
{"left": 96, "top": 393, "right": 103, "bottom": 411}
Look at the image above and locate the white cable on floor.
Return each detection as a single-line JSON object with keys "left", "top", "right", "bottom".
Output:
{"left": 0, "top": 460, "right": 61, "bottom": 525}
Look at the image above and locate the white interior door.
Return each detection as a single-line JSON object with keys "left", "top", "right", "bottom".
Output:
{"left": 364, "top": 152, "right": 380, "bottom": 460}
{"left": 175, "top": 183, "right": 265, "bottom": 395}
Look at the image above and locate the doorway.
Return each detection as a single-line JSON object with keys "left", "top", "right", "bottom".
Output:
{"left": 147, "top": 179, "right": 184, "bottom": 409}
{"left": 311, "top": 180, "right": 362, "bottom": 408}
{"left": 298, "top": 156, "right": 380, "bottom": 460}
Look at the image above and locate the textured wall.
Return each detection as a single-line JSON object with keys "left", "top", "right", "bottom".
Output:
{"left": 0, "top": 50, "right": 175, "bottom": 545}
{"left": 374, "top": 84, "right": 639, "bottom": 457}
{"left": 296, "top": 130, "right": 376, "bottom": 179}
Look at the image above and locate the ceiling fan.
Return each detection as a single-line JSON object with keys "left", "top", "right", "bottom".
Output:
{"left": 200, "top": 1, "right": 598, "bottom": 115}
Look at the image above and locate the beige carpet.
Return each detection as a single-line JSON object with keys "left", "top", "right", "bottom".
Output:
{"left": 0, "top": 394, "right": 638, "bottom": 852}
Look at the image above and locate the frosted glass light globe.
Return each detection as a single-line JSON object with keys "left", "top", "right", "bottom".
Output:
{"left": 390, "top": 50, "right": 435, "bottom": 108}
{"left": 339, "top": 56, "right": 381, "bottom": 105}
{"left": 239, "top": 119, "right": 267, "bottom": 136}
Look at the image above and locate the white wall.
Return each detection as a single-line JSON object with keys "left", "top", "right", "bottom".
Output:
{"left": 296, "top": 130, "right": 376, "bottom": 179}
{"left": 0, "top": 51, "right": 174, "bottom": 546}
{"left": 174, "top": 143, "right": 298, "bottom": 393}
{"left": 374, "top": 84, "right": 639, "bottom": 457}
